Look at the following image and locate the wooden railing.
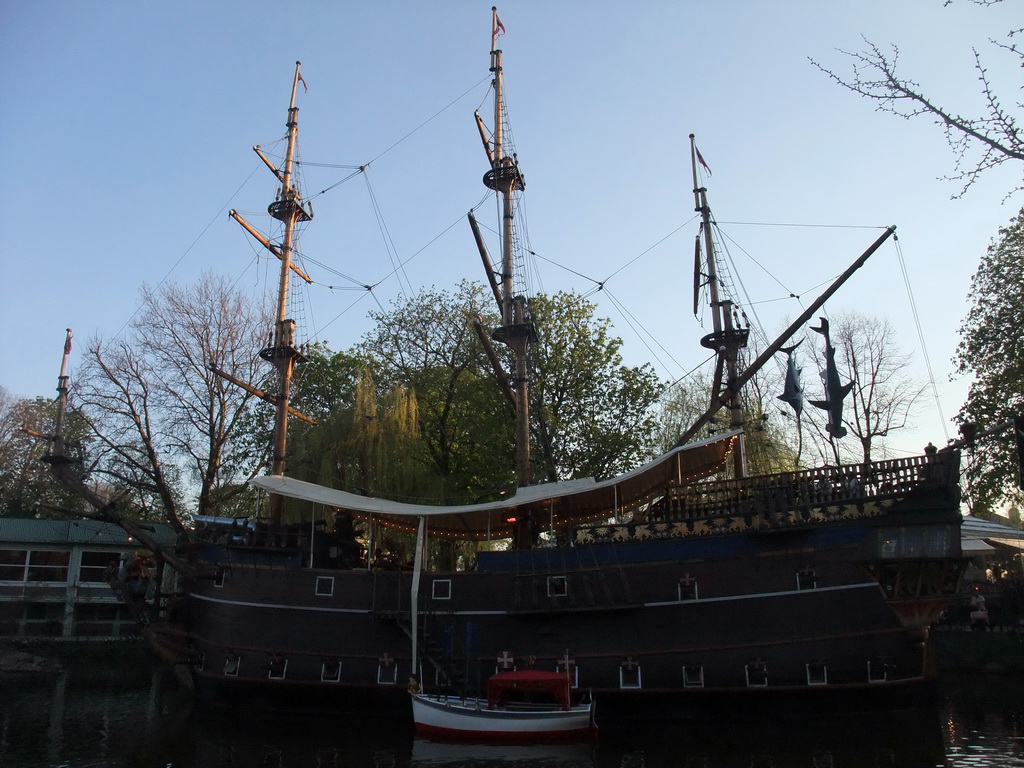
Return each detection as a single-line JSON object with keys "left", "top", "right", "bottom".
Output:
{"left": 645, "top": 451, "right": 959, "bottom": 523}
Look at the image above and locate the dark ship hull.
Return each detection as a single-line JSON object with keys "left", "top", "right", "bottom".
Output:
{"left": 181, "top": 443, "right": 964, "bottom": 721}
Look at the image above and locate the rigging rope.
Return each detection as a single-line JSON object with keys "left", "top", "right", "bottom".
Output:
{"left": 111, "top": 162, "right": 264, "bottom": 343}
{"left": 894, "top": 234, "right": 950, "bottom": 444}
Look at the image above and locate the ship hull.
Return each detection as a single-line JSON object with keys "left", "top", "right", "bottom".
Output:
{"left": 180, "top": 471, "right": 964, "bottom": 723}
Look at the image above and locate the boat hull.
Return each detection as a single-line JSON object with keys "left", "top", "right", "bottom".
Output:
{"left": 411, "top": 695, "right": 595, "bottom": 741}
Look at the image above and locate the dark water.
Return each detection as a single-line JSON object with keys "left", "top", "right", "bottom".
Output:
{"left": 2, "top": 657, "right": 1023, "bottom": 768}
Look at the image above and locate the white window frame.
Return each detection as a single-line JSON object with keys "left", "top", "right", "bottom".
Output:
{"left": 432, "top": 579, "right": 452, "bottom": 600}
{"left": 547, "top": 575, "right": 568, "bottom": 598}
{"left": 745, "top": 662, "right": 768, "bottom": 687}
{"left": 321, "top": 659, "right": 342, "bottom": 682}
{"left": 224, "top": 655, "right": 241, "bottom": 677}
{"left": 677, "top": 577, "right": 699, "bottom": 601}
{"left": 377, "top": 662, "right": 399, "bottom": 685}
{"left": 797, "top": 569, "right": 818, "bottom": 590}
{"left": 315, "top": 576, "right": 335, "bottom": 597}
{"left": 268, "top": 657, "right": 288, "bottom": 680}
{"left": 868, "top": 659, "right": 889, "bottom": 683}
{"left": 806, "top": 661, "right": 828, "bottom": 686}
{"left": 683, "top": 664, "right": 705, "bottom": 688}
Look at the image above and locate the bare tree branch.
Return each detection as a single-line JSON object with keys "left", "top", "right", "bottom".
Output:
{"left": 75, "top": 273, "right": 272, "bottom": 527}
{"left": 810, "top": 7, "right": 1023, "bottom": 199}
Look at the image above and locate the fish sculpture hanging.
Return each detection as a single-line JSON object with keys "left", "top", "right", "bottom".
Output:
{"left": 776, "top": 340, "right": 804, "bottom": 417}
{"left": 808, "top": 317, "right": 853, "bottom": 439}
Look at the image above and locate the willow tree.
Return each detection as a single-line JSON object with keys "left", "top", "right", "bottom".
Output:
{"left": 358, "top": 281, "right": 515, "bottom": 501}
{"left": 954, "top": 207, "right": 1024, "bottom": 516}
{"left": 657, "top": 366, "right": 800, "bottom": 476}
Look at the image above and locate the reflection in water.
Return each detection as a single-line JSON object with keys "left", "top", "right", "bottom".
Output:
{"left": 0, "top": 655, "right": 193, "bottom": 767}
{"left": 939, "top": 672, "right": 1024, "bottom": 767}
{"left": 411, "top": 739, "right": 594, "bottom": 767}
{"left": 2, "top": 658, "right": 1024, "bottom": 767}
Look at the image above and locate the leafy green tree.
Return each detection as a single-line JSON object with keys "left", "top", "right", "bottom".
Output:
{"left": 657, "top": 367, "right": 800, "bottom": 476}
{"left": 529, "top": 292, "right": 663, "bottom": 482}
{"left": 355, "top": 284, "right": 664, "bottom": 495}
{"left": 291, "top": 342, "right": 364, "bottom": 423}
{"left": 954, "top": 207, "right": 1024, "bottom": 516}
{"left": 358, "top": 281, "right": 515, "bottom": 501}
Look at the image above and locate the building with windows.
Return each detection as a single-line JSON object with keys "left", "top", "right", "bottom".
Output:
{"left": 0, "top": 518, "right": 177, "bottom": 639}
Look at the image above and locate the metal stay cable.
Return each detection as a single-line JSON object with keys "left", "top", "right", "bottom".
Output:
{"left": 894, "top": 234, "right": 949, "bottom": 444}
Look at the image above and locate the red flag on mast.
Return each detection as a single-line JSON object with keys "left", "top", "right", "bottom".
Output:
{"left": 494, "top": 8, "right": 505, "bottom": 38}
{"left": 64, "top": 331, "right": 73, "bottom": 355}
{"left": 695, "top": 145, "right": 712, "bottom": 176}
{"left": 298, "top": 72, "right": 308, "bottom": 93}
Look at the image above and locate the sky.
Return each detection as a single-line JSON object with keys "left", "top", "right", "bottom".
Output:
{"left": 1, "top": 0, "right": 1021, "bottom": 462}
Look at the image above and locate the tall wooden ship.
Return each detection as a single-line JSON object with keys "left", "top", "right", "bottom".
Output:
{"left": 45, "top": 9, "right": 967, "bottom": 722}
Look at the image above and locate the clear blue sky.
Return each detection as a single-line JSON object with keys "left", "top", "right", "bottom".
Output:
{"left": 1, "top": 0, "right": 1020, "bottom": 460}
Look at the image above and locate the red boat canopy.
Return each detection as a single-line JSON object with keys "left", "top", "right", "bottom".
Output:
{"left": 486, "top": 670, "right": 572, "bottom": 710}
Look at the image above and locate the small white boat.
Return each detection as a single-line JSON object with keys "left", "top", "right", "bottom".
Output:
{"left": 411, "top": 670, "right": 596, "bottom": 741}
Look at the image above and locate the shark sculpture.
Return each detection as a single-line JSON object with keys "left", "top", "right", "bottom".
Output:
{"left": 776, "top": 340, "right": 804, "bottom": 417}
{"left": 808, "top": 318, "right": 853, "bottom": 439}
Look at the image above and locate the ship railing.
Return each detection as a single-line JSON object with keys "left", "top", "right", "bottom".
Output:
{"left": 652, "top": 450, "right": 958, "bottom": 522}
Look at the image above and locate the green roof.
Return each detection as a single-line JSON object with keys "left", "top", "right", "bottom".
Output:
{"left": 0, "top": 518, "right": 177, "bottom": 547}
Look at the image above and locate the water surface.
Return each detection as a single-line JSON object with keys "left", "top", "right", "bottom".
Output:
{"left": 2, "top": 657, "right": 1022, "bottom": 767}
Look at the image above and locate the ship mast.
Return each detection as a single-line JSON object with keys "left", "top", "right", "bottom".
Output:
{"left": 690, "top": 134, "right": 749, "bottom": 477}
{"left": 52, "top": 328, "right": 73, "bottom": 464}
{"left": 478, "top": 7, "right": 534, "bottom": 487}
{"left": 230, "top": 62, "right": 313, "bottom": 524}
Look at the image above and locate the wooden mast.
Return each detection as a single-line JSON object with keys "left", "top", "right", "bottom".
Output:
{"left": 230, "top": 62, "right": 312, "bottom": 524}
{"left": 479, "top": 6, "right": 534, "bottom": 488}
{"left": 676, "top": 224, "right": 897, "bottom": 449}
{"left": 38, "top": 331, "right": 195, "bottom": 575}
{"left": 52, "top": 328, "right": 73, "bottom": 462}
{"left": 690, "top": 134, "right": 749, "bottom": 476}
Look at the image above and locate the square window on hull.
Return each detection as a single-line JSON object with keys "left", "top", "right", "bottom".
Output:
{"left": 268, "top": 656, "right": 287, "bottom": 679}
{"left": 806, "top": 661, "right": 828, "bottom": 685}
{"left": 683, "top": 664, "right": 705, "bottom": 688}
{"left": 321, "top": 660, "right": 341, "bottom": 682}
{"left": 548, "top": 576, "right": 568, "bottom": 598}
{"left": 868, "top": 659, "right": 891, "bottom": 683}
{"left": 678, "top": 577, "right": 698, "bottom": 601}
{"left": 432, "top": 579, "right": 452, "bottom": 600}
{"left": 224, "top": 654, "right": 241, "bottom": 676}
{"left": 797, "top": 569, "right": 818, "bottom": 590}
{"left": 619, "top": 667, "right": 641, "bottom": 689}
{"left": 746, "top": 661, "right": 768, "bottom": 687}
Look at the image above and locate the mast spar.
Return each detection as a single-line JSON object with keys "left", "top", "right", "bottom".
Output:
{"left": 478, "top": 6, "right": 534, "bottom": 488}
{"left": 683, "top": 135, "right": 896, "bottom": 460}
{"left": 690, "top": 134, "right": 749, "bottom": 477}
{"left": 230, "top": 61, "right": 313, "bottom": 525}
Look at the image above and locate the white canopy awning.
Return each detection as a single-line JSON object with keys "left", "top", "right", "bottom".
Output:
{"left": 251, "top": 431, "right": 740, "bottom": 540}
{"left": 962, "top": 539, "right": 997, "bottom": 555}
{"left": 960, "top": 515, "right": 1024, "bottom": 558}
